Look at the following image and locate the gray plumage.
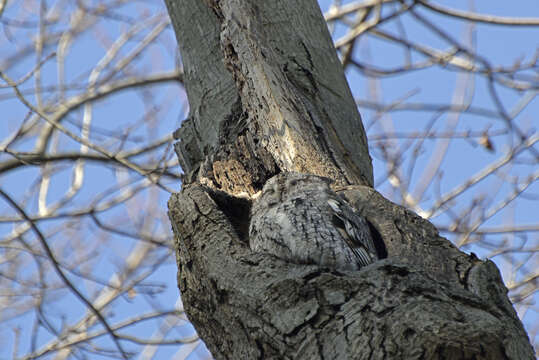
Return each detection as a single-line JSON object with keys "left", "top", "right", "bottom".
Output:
{"left": 249, "top": 172, "right": 377, "bottom": 271}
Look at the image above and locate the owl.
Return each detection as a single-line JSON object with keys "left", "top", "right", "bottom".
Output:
{"left": 249, "top": 172, "right": 377, "bottom": 271}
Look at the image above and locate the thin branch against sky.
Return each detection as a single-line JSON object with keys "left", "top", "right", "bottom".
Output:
{"left": 0, "top": 0, "right": 537, "bottom": 358}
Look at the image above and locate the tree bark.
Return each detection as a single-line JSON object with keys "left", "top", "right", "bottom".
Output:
{"left": 164, "top": 0, "right": 534, "bottom": 358}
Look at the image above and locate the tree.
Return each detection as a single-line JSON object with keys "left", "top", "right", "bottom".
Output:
{"left": 165, "top": 0, "right": 535, "bottom": 358}
{"left": 0, "top": 0, "right": 537, "bottom": 359}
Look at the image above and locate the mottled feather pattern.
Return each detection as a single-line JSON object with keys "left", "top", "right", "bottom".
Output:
{"left": 249, "top": 172, "right": 377, "bottom": 271}
{"left": 327, "top": 198, "right": 375, "bottom": 267}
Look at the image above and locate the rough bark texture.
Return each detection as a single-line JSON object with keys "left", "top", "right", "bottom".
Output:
{"left": 168, "top": 185, "right": 533, "bottom": 359}
{"left": 166, "top": 0, "right": 373, "bottom": 196}
{"left": 164, "top": 0, "right": 534, "bottom": 358}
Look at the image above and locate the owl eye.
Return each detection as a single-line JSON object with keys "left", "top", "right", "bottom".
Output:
{"left": 288, "top": 179, "right": 299, "bottom": 187}
{"left": 263, "top": 188, "right": 275, "bottom": 196}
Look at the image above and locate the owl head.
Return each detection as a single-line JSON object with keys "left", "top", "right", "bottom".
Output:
{"left": 253, "top": 172, "right": 332, "bottom": 207}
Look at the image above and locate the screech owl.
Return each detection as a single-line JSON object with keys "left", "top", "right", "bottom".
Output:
{"left": 249, "top": 172, "right": 378, "bottom": 271}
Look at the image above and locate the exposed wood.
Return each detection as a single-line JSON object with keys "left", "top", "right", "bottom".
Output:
{"left": 164, "top": 0, "right": 534, "bottom": 358}
{"left": 166, "top": 0, "right": 373, "bottom": 194}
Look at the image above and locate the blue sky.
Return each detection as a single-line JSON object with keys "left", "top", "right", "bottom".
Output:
{"left": 0, "top": 0, "right": 537, "bottom": 358}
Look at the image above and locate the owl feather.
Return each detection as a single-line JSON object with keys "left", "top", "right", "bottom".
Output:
{"left": 249, "top": 172, "right": 377, "bottom": 271}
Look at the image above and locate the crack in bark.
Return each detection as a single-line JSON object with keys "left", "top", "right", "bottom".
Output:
{"left": 164, "top": 0, "right": 535, "bottom": 357}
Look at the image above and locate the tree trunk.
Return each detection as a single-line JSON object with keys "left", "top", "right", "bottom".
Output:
{"left": 164, "top": 0, "right": 534, "bottom": 358}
